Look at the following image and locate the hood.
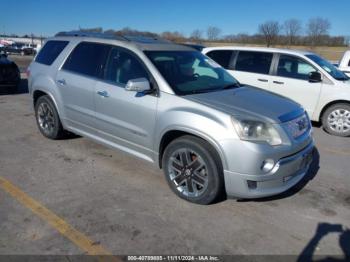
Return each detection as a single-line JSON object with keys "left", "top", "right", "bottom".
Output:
{"left": 184, "top": 86, "right": 304, "bottom": 124}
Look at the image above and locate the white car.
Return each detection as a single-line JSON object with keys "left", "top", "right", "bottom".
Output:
{"left": 203, "top": 46, "right": 350, "bottom": 137}
{"left": 338, "top": 50, "right": 350, "bottom": 77}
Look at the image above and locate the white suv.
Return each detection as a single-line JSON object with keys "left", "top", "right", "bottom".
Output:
{"left": 203, "top": 47, "right": 350, "bottom": 136}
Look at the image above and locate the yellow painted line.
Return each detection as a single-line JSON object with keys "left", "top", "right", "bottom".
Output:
{"left": 0, "top": 176, "right": 120, "bottom": 260}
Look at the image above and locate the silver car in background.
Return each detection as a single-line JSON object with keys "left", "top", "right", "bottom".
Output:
{"left": 28, "top": 32, "right": 314, "bottom": 204}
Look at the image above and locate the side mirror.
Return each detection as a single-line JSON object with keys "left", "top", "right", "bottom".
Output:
{"left": 309, "top": 71, "right": 322, "bottom": 83}
{"left": 125, "top": 78, "right": 151, "bottom": 93}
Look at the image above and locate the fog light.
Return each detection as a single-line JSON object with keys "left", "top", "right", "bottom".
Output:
{"left": 261, "top": 159, "right": 275, "bottom": 173}
{"left": 247, "top": 180, "right": 257, "bottom": 189}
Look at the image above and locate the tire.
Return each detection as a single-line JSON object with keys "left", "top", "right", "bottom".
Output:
{"left": 162, "top": 135, "right": 224, "bottom": 205}
{"left": 34, "top": 95, "right": 65, "bottom": 139}
{"left": 322, "top": 103, "right": 350, "bottom": 137}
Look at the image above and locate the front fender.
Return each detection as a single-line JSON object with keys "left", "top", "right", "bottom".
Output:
{"left": 313, "top": 85, "right": 350, "bottom": 121}
{"left": 154, "top": 93, "right": 237, "bottom": 170}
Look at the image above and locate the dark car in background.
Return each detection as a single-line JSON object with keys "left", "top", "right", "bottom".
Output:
{"left": 0, "top": 52, "right": 20, "bottom": 93}
{"left": 2, "top": 43, "right": 35, "bottom": 56}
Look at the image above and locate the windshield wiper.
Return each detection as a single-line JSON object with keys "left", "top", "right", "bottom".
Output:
{"left": 221, "top": 82, "right": 241, "bottom": 90}
{"left": 334, "top": 76, "right": 349, "bottom": 81}
{"left": 186, "top": 82, "right": 241, "bottom": 95}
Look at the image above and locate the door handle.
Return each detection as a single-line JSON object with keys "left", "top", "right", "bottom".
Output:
{"left": 258, "top": 79, "right": 268, "bottom": 82}
{"left": 57, "top": 79, "right": 66, "bottom": 86}
{"left": 273, "top": 81, "right": 284, "bottom": 85}
{"left": 97, "top": 90, "right": 109, "bottom": 98}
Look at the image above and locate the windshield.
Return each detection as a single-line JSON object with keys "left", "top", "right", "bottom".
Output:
{"left": 306, "top": 54, "right": 349, "bottom": 81}
{"left": 145, "top": 51, "right": 240, "bottom": 95}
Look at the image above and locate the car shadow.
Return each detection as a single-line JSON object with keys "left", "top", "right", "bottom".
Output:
{"left": 297, "top": 222, "right": 350, "bottom": 262}
{"left": 312, "top": 121, "right": 322, "bottom": 128}
{"left": 0, "top": 78, "right": 28, "bottom": 95}
{"left": 236, "top": 147, "right": 320, "bottom": 203}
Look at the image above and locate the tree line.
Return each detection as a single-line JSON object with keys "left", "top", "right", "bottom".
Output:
{"left": 7, "top": 17, "right": 348, "bottom": 47}
{"left": 76, "top": 18, "right": 348, "bottom": 47}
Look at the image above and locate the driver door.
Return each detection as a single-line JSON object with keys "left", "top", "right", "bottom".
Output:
{"left": 270, "top": 54, "right": 322, "bottom": 117}
{"left": 94, "top": 46, "right": 158, "bottom": 160}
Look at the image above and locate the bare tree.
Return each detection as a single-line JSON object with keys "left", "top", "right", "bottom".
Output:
{"left": 161, "top": 31, "right": 185, "bottom": 42}
{"left": 190, "top": 29, "right": 203, "bottom": 42}
{"left": 258, "top": 21, "right": 280, "bottom": 47}
{"left": 207, "top": 26, "right": 221, "bottom": 41}
{"left": 307, "top": 17, "right": 331, "bottom": 46}
{"left": 78, "top": 27, "right": 103, "bottom": 33}
{"left": 345, "top": 36, "right": 350, "bottom": 46}
{"left": 284, "top": 19, "right": 302, "bottom": 45}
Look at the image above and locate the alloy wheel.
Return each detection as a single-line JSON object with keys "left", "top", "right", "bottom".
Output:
{"left": 167, "top": 148, "right": 209, "bottom": 198}
{"left": 327, "top": 108, "right": 350, "bottom": 134}
{"left": 37, "top": 102, "right": 55, "bottom": 136}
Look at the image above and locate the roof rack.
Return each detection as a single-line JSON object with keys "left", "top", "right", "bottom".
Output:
{"left": 55, "top": 31, "right": 129, "bottom": 41}
{"left": 55, "top": 31, "right": 172, "bottom": 44}
{"left": 123, "top": 35, "right": 171, "bottom": 44}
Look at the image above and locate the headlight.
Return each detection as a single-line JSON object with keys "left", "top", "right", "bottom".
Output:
{"left": 231, "top": 117, "right": 282, "bottom": 146}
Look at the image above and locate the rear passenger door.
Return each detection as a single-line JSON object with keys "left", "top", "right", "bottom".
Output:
{"left": 230, "top": 51, "right": 273, "bottom": 90}
{"left": 205, "top": 50, "right": 235, "bottom": 70}
{"left": 94, "top": 46, "right": 158, "bottom": 160}
{"left": 57, "top": 42, "right": 111, "bottom": 134}
{"left": 270, "top": 54, "right": 321, "bottom": 117}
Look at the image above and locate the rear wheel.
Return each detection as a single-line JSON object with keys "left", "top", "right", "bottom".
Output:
{"left": 322, "top": 103, "right": 350, "bottom": 137}
{"left": 162, "top": 135, "right": 224, "bottom": 205}
{"left": 35, "top": 95, "right": 65, "bottom": 139}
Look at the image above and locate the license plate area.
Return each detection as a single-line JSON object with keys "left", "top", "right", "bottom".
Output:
{"left": 299, "top": 150, "right": 313, "bottom": 170}
{"left": 283, "top": 149, "right": 313, "bottom": 183}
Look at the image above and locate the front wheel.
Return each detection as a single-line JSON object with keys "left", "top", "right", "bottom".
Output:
{"left": 162, "top": 136, "right": 224, "bottom": 205}
{"left": 322, "top": 104, "right": 350, "bottom": 137}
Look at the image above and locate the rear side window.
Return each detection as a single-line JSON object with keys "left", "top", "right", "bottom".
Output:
{"left": 35, "top": 40, "right": 68, "bottom": 65}
{"left": 235, "top": 51, "right": 273, "bottom": 74}
{"left": 62, "top": 42, "right": 111, "bottom": 78}
{"left": 206, "top": 50, "right": 234, "bottom": 69}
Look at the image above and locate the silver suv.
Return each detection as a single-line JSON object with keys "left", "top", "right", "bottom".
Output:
{"left": 28, "top": 32, "right": 314, "bottom": 204}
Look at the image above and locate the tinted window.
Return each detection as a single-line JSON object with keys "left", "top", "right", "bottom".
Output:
{"left": 104, "top": 48, "right": 149, "bottom": 85}
{"left": 235, "top": 51, "right": 273, "bottom": 74}
{"left": 206, "top": 50, "right": 234, "bottom": 69}
{"left": 63, "top": 42, "right": 111, "bottom": 78}
{"left": 145, "top": 51, "right": 239, "bottom": 95}
{"left": 35, "top": 40, "right": 68, "bottom": 65}
{"left": 277, "top": 55, "right": 316, "bottom": 80}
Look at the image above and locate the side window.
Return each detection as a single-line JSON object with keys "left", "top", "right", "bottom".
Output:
{"left": 62, "top": 42, "right": 111, "bottom": 78}
{"left": 277, "top": 55, "right": 316, "bottom": 80}
{"left": 235, "top": 51, "right": 273, "bottom": 74}
{"left": 35, "top": 40, "right": 69, "bottom": 65}
{"left": 104, "top": 48, "right": 149, "bottom": 86}
{"left": 206, "top": 50, "right": 234, "bottom": 69}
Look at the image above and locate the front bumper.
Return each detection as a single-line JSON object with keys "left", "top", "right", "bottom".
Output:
{"left": 223, "top": 141, "right": 314, "bottom": 198}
